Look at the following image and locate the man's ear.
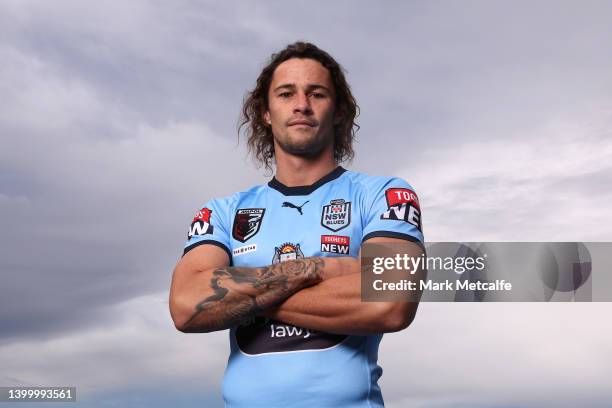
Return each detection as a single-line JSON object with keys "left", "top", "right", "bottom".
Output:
{"left": 263, "top": 110, "right": 271, "bottom": 126}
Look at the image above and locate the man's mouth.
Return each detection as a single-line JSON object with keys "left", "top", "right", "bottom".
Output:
{"left": 288, "top": 119, "right": 316, "bottom": 127}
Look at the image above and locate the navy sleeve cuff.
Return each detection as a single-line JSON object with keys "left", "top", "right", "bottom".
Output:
{"left": 183, "top": 240, "right": 232, "bottom": 264}
{"left": 362, "top": 231, "right": 425, "bottom": 251}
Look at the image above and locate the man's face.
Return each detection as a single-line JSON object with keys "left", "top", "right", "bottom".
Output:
{"left": 264, "top": 58, "right": 338, "bottom": 158}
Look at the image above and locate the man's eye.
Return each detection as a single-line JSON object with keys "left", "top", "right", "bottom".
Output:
{"left": 279, "top": 92, "right": 292, "bottom": 98}
{"left": 310, "top": 93, "right": 326, "bottom": 98}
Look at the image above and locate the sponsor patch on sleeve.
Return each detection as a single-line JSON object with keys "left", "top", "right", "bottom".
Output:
{"left": 188, "top": 207, "right": 214, "bottom": 238}
{"left": 380, "top": 188, "right": 422, "bottom": 231}
{"left": 384, "top": 188, "right": 420, "bottom": 210}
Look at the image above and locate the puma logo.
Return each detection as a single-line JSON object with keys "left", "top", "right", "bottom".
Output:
{"left": 282, "top": 201, "right": 309, "bottom": 215}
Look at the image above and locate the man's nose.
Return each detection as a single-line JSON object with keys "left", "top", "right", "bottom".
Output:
{"left": 293, "top": 91, "right": 312, "bottom": 114}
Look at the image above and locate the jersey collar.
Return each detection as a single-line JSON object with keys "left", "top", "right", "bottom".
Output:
{"left": 268, "top": 166, "right": 347, "bottom": 196}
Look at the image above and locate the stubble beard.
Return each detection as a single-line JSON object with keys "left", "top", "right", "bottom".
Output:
{"left": 274, "top": 128, "right": 333, "bottom": 159}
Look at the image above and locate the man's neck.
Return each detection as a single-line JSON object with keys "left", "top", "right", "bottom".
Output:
{"left": 274, "top": 154, "right": 337, "bottom": 187}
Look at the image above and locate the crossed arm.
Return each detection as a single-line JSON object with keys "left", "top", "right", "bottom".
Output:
{"left": 169, "top": 237, "right": 424, "bottom": 335}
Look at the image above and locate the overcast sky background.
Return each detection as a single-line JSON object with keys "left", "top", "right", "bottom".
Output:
{"left": 1, "top": 1, "right": 611, "bottom": 407}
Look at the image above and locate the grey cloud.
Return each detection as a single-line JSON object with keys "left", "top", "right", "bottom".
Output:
{"left": 0, "top": 121, "right": 265, "bottom": 342}
{"left": 1, "top": 1, "right": 276, "bottom": 140}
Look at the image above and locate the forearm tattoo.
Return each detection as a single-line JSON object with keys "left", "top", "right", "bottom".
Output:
{"left": 182, "top": 257, "right": 325, "bottom": 332}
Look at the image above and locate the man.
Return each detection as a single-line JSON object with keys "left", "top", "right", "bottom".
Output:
{"left": 169, "top": 42, "right": 425, "bottom": 407}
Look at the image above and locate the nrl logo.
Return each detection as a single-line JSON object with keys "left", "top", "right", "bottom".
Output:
{"left": 232, "top": 208, "right": 265, "bottom": 243}
{"left": 320, "top": 199, "right": 351, "bottom": 232}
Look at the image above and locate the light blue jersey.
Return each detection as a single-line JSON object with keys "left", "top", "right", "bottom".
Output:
{"left": 183, "top": 166, "right": 423, "bottom": 407}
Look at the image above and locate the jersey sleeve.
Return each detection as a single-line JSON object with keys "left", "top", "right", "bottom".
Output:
{"left": 362, "top": 177, "right": 424, "bottom": 244}
{"left": 182, "top": 197, "right": 232, "bottom": 260}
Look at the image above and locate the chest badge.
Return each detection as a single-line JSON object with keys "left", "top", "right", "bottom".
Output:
{"left": 232, "top": 208, "right": 265, "bottom": 243}
{"left": 272, "top": 242, "right": 304, "bottom": 264}
{"left": 321, "top": 199, "right": 351, "bottom": 232}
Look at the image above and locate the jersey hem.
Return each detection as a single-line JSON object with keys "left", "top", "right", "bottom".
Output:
{"left": 235, "top": 334, "right": 352, "bottom": 357}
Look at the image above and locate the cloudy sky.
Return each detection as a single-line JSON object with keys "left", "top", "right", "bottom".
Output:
{"left": 1, "top": 1, "right": 611, "bottom": 407}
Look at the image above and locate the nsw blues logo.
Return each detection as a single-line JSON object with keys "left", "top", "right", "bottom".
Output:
{"left": 320, "top": 199, "right": 351, "bottom": 232}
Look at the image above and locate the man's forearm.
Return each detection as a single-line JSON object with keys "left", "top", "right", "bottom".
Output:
{"left": 179, "top": 257, "right": 352, "bottom": 333}
{"left": 180, "top": 258, "right": 323, "bottom": 333}
{"left": 262, "top": 242, "right": 425, "bottom": 335}
{"left": 262, "top": 271, "right": 414, "bottom": 335}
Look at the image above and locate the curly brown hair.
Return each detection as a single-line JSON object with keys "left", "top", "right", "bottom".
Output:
{"left": 239, "top": 41, "right": 359, "bottom": 170}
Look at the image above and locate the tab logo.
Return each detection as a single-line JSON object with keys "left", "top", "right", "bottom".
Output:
{"left": 320, "top": 235, "right": 350, "bottom": 254}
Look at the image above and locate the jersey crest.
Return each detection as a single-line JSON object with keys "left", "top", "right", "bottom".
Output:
{"left": 320, "top": 199, "right": 351, "bottom": 232}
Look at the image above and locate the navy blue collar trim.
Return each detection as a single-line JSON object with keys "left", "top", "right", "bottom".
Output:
{"left": 268, "top": 166, "right": 347, "bottom": 196}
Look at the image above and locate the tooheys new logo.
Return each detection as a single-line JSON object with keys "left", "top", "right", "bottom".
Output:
{"left": 188, "top": 207, "right": 213, "bottom": 238}
{"left": 321, "top": 235, "right": 350, "bottom": 254}
{"left": 380, "top": 188, "right": 422, "bottom": 231}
